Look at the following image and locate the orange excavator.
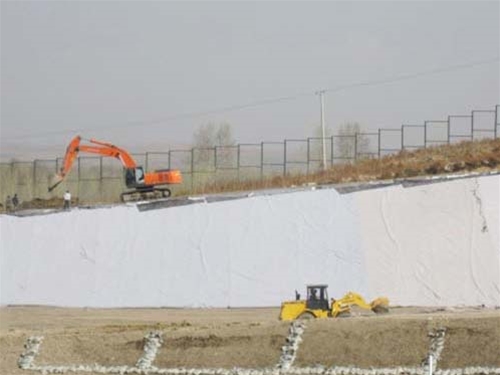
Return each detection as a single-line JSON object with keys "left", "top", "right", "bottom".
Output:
{"left": 48, "top": 135, "right": 182, "bottom": 202}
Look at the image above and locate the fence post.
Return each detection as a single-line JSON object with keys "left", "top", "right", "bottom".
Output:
{"left": 10, "top": 161, "right": 15, "bottom": 198}
{"left": 99, "top": 156, "right": 103, "bottom": 203}
{"left": 214, "top": 147, "right": 217, "bottom": 172}
{"left": 213, "top": 147, "right": 217, "bottom": 188}
{"left": 260, "top": 142, "right": 264, "bottom": 181}
{"left": 283, "top": 140, "right": 287, "bottom": 176}
{"left": 306, "top": 138, "right": 311, "bottom": 174}
{"left": 77, "top": 157, "right": 81, "bottom": 204}
{"left": 191, "top": 148, "right": 194, "bottom": 193}
{"left": 471, "top": 112, "right": 475, "bottom": 141}
{"left": 330, "top": 136, "right": 334, "bottom": 166}
{"left": 237, "top": 144, "right": 241, "bottom": 182}
{"left": 424, "top": 122, "right": 427, "bottom": 148}
{"left": 495, "top": 105, "right": 499, "bottom": 139}
{"left": 76, "top": 158, "right": 80, "bottom": 181}
{"left": 377, "top": 129, "right": 381, "bottom": 158}
{"left": 401, "top": 126, "right": 405, "bottom": 151}
{"left": 446, "top": 116, "right": 451, "bottom": 144}
{"left": 32, "top": 160, "right": 37, "bottom": 200}
{"left": 354, "top": 134, "right": 358, "bottom": 160}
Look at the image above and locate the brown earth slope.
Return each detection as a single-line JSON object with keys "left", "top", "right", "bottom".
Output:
{"left": 1, "top": 307, "right": 499, "bottom": 374}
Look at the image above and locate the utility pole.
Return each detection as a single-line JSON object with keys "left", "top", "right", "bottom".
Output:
{"left": 317, "top": 90, "right": 327, "bottom": 170}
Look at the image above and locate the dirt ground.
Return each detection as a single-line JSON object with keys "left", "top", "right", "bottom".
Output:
{"left": 0, "top": 306, "right": 499, "bottom": 375}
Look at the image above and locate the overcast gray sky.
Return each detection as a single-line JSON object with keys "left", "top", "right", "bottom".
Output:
{"left": 1, "top": 1, "right": 499, "bottom": 160}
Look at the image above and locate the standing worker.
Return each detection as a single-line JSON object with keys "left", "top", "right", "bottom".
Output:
{"left": 12, "top": 194, "right": 19, "bottom": 210}
{"left": 63, "top": 190, "right": 71, "bottom": 210}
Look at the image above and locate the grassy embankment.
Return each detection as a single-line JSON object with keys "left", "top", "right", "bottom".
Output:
{"left": 3, "top": 138, "right": 499, "bottom": 211}
{"left": 189, "top": 138, "right": 500, "bottom": 195}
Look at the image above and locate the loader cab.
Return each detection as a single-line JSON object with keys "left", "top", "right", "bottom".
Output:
{"left": 306, "top": 284, "right": 329, "bottom": 311}
{"left": 124, "top": 167, "right": 145, "bottom": 188}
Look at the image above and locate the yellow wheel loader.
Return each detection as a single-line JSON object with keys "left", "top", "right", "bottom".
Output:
{"left": 279, "top": 284, "right": 389, "bottom": 321}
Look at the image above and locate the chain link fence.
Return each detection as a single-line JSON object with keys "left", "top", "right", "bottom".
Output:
{"left": 1, "top": 105, "right": 498, "bottom": 205}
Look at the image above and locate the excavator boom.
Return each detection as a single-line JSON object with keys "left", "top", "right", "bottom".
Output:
{"left": 49, "top": 136, "right": 139, "bottom": 192}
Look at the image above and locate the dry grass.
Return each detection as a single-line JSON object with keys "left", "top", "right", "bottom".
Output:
{"left": 192, "top": 138, "right": 500, "bottom": 195}
{"left": 4, "top": 138, "right": 499, "bottom": 210}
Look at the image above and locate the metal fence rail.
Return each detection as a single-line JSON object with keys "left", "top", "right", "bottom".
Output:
{"left": 1, "top": 105, "right": 498, "bottom": 204}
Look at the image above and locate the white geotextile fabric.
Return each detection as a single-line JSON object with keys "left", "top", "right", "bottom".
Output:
{"left": 0, "top": 175, "right": 498, "bottom": 307}
{"left": 355, "top": 175, "right": 500, "bottom": 306}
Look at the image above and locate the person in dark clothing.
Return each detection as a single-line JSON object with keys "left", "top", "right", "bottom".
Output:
{"left": 12, "top": 194, "right": 19, "bottom": 209}
{"left": 310, "top": 288, "right": 318, "bottom": 300}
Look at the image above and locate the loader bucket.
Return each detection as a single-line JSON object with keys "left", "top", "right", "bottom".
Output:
{"left": 370, "top": 297, "right": 389, "bottom": 314}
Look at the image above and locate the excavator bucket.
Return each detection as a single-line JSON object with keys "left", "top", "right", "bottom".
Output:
{"left": 370, "top": 297, "right": 390, "bottom": 314}
{"left": 48, "top": 174, "right": 64, "bottom": 192}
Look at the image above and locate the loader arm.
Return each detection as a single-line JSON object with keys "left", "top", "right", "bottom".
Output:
{"left": 48, "top": 135, "right": 138, "bottom": 191}
{"left": 331, "top": 292, "right": 389, "bottom": 317}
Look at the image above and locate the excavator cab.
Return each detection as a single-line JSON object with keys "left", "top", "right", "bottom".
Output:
{"left": 124, "top": 167, "right": 145, "bottom": 188}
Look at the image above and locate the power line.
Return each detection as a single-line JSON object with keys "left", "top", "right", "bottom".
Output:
{"left": 324, "top": 57, "right": 500, "bottom": 93}
{"left": 3, "top": 57, "right": 498, "bottom": 142}
{"left": 2, "top": 93, "right": 313, "bottom": 141}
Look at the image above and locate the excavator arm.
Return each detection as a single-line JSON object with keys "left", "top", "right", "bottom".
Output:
{"left": 48, "top": 135, "right": 139, "bottom": 192}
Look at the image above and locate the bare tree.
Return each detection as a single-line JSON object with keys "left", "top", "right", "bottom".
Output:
{"left": 336, "top": 122, "right": 370, "bottom": 161}
{"left": 192, "top": 122, "right": 236, "bottom": 170}
{"left": 307, "top": 122, "right": 370, "bottom": 167}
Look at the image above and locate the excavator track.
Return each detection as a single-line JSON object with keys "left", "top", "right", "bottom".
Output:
{"left": 121, "top": 187, "right": 171, "bottom": 203}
